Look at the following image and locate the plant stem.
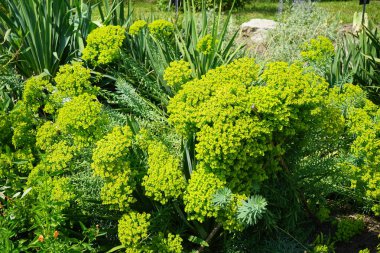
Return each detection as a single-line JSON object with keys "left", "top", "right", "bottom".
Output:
{"left": 278, "top": 156, "right": 319, "bottom": 223}
{"left": 196, "top": 224, "right": 222, "bottom": 253}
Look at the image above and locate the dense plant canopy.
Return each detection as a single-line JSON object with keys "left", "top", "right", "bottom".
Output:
{"left": 1, "top": 0, "right": 380, "bottom": 252}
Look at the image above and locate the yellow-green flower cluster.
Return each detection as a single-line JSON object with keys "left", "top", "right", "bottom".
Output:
{"left": 35, "top": 121, "right": 59, "bottom": 151}
{"left": 9, "top": 102, "right": 39, "bottom": 149}
{"left": 129, "top": 20, "right": 147, "bottom": 36}
{"left": 169, "top": 58, "right": 331, "bottom": 193}
{"left": 217, "top": 193, "right": 247, "bottom": 231}
{"left": 163, "top": 60, "right": 192, "bottom": 90}
{"left": 169, "top": 58, "right": 268, "bottom": 190}
{"left": 153, "top": 233, "right": 183, "bottom": 253}
{"left": 148, "top": 20, "right": 174, "bottom": 38}
{"left": 101, "top": 172, "right": 136, "bottom": 210}
{"left": 92, "top": 125, "right": 133, "bottom": 178}
{"left": 168, "top": 57, "right": 259, "bottom": 136}
{"left": 82, "top": 25, "right": 126, "bottom": 66}
{"left": 46, "top": 62, "right": 96, "bottom": 112}
{"left": 23, "top": 76, "right": 52, "bottom": 113}
{"left": 44, "top": 141, "right": 75, "bottom": 172}
{"left": 142, "top": 141, "right": 185, "bottom": 204}
{"left": 51, "top": 177, "right": 75, "bottom": 203}
{"left": 11, "top": 120, "right": 36, "bottom": 149}
{"left": 35, "top": 93, "right": 106, "bottom": 173}
{"left": 26, "top": 165, "right": 73, "bottom": 209}
{"left": 161, "top": 233, "right": 183, "bottom": 253}
{"left": 56, "top": 93, "right": 102, "bottom": 136}
{"left": 313, "top": 245, "right": 329, "bottom": 253}
{"left": 184, "top": 167, "right": 225, "bottom": 222}
{"left": 349, "top": 104, "right": 380, "bottom": 214}
{"left": 197, "top": 34, "right": 217, "bottom": 55}
{"left": 301, "top": 36, "right": 335, "bottom": 63}
{"left": 92, "top": 125, "right": 136, "bottom": 210}
{"left": 260, "top": 62, "right": 330, "bottom": 132}
{"left": 118, "top": 212, "right": 151, "bottom": 247}
{"left": 330, "top": 84, "right": 380, "bottom": 215}
{"left": 334, "top": 216, "right": 365, "bottom": 242}
{"left": 54, "top": 62, "right": 92, "bottom": 95}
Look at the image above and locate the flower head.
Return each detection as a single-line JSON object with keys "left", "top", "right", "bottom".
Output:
{"left": 129, "top": 20, "right": 147, "bottom": 36}
{"left": 38, "top": 235, "right": 44, "bottom": 242}
{"left": 163, "top": 60, "right": 192, "bottom": 90}
{"left": 197, "top": 34, "right": 218, "bottom": 55}
{"left": 148, "top": 20, "right": 174, "bottom": 38}
{"left": 82, "top": 25, "right": 126, "bottom": 66}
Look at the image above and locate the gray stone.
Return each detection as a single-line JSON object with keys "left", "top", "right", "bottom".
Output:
{"left": 240, "top": 19, "right": 277, "bottom": 44}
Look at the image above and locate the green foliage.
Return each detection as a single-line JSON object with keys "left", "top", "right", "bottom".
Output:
{"left": 95, "top": 0, "right": 130, "bottom": 26}
{"left": 117, "top": 54, "right": 169, "bottom": 107}
{"left": 212, "top": 187, "right": 233, "bottom": 208}
{"left": 114, "top": 78, "right": 164, "bottom": 120}
{"left": 329, "top": 27, "right": 380, "bottom": 104}
{"left": 191, "top": 0, "right": 247, "bottom": 10}
{"left": 176, "top": 0, "right": 244, "bottom": 78}
{"left": 315, "top": 206, "right": 331, "bottom": 223}
{"left": 0, "top": 66, "right": 22, "bottom": 112}
{"left": 311, "top": 233, "right": 335, "bottom": 253}
{"left": 334, "top": 216, "right": 365, "bottom": 242}
{"left": 0, "top": 0, "right": 91, "bottom": 77}
{"left": 82, "top": 25, "right": 126, "bottom": 66}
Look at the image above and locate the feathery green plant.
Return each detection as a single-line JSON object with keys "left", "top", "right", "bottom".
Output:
{"left": 212, "top": 187, "right": 233, "bottom": 208}
{"left": 237, "top": 195, "right": 268, "bottom": 226}
{"left": 114, "top": 78, "right": 164, "bottom": 120}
